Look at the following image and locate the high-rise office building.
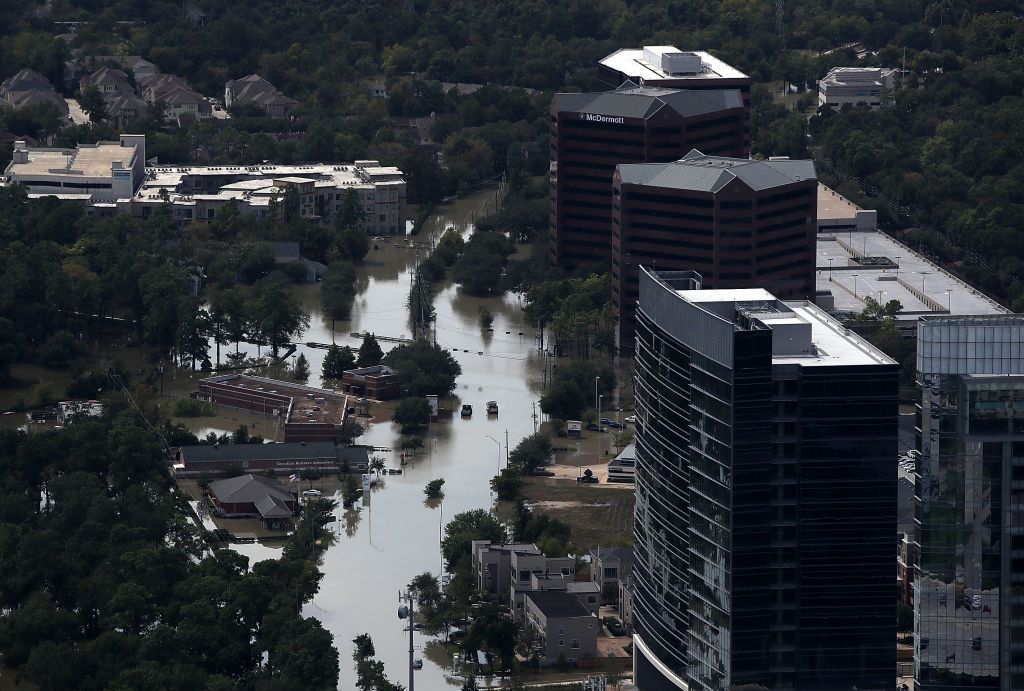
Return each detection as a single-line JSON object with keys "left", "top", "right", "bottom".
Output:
{"left": 914, "top": 316, "right": 1024, "bottom": 690}
{"left": 613, "top": 151, "right": 817, "bottom": 350}
{"left": 549, "top": 84, "right": 746, "bottom": 271}
{"left": 632, "top": 268, "right": 897, "bottom": 691}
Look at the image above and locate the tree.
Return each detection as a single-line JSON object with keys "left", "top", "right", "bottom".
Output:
{"left": 357, "top": 333, "right": 385, "bottom": 367}
{"left": 392, "top": 398, "right": 431, "bottom": 432}
{"left": 78, "top": 86, "right": 107, "bottom": 123}
{"left": 338, "top": 417, "right": 364, "bottom": 445}
{"left": 399, "top": 435, "right": 424, "bottom": 455}
{"left": 321, "top": 261, "right": 357, "bottom": 322}
{"left": 490, "top": 466, "right": 522, "bottom": 501}
{"left": 452, "top": 232, "right": 514, "bottom": 295}
{"left": 424, "top": 478, "right": 445, "bottom": 499}
{"left": 175, "top": 298, "right": 211, "bottom": 369}
{"left": 441, "top": 509, "right": 507, "bottom": 571}
{"left": 293, "top": 353, "right": 311, "bottom": 382}
{"left": 383, "top": 340, "right": 462, "bottom": 396}
{"left": 322, "top": 344, "right": 356, "bottom": 380}
{"left": 251, "top": 274, "right": 309, "bottom": 357}
{"left": 369, "top": 456, "right": 386, "bottom": 476}
{"left": 540, "top": 379, "right": 587, "bottom": 421}
{"left": 508, "top": 432, "right": 553, "bottom": 474}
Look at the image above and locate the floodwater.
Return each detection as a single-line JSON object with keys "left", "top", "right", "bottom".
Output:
{"left": 233, "top": 189, "right": 550, "bottom": 689}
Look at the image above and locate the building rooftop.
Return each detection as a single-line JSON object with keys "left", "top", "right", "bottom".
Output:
{"left": 566, "top": 581, "right": 602, "bottom": 594}
{"left": 208, "top": 473, "right": 295, "bottom": 504}
{"left": 600, "top": 47, "right": 748, "bottom": 82}
{"left": 181, "top": 441, "right": 342, "bottom": 464}
{"left": 678, "top": 285, "right": 896, "bottom": 367}
{"left": 526, "top": 591, "right": 594, "bottom": 619}
{"left": 591, "top": 546, "right": 635, "bottom": 562}
{"left": 554, "top": 83, "right": 743, "bottom": 120}
{"left": 820, "top": 66, "right": 896, "bottom": 86}
{"left": 618, "top": 150, "right": 815, "bottom": 193}
{"left": 201, "top": 374, "right": 350, "bottom": 427}
{"left": 613, "top": 443, "right": 636, "bottom": 463}
{"left": 7, "top": 141, "right": 136, "bottom": 178}
{"left": 815, "top": 230, "right": 1009, "bottom": 320}
{"left": 817, "top": 183, "right": 867, "bottom": 224}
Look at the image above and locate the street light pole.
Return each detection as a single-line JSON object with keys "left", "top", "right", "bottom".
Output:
{"left": 398, "top": 592, "right": 416, "bottom": 691}
{"left": 486, "top": 436, "right": 501, "bottom": 472}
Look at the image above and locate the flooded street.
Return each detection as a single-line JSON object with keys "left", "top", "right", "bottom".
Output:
{"left": 233, "top": 189, "right": 549, "bottom": 689}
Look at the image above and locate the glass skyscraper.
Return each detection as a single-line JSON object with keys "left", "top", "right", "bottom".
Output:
{"left": 632, "top": 268, "right": 897, "bottom": 690}
{"left": 914, "top": 316, "right": 1024, "bottom": 690}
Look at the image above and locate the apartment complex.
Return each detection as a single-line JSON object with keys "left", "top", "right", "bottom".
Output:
{"left": 3, "top": 134, "right": 146, "bottom": 203}
{"left": 132, "top": 160, "right": 406, "bottom": 233}
{"left": 632, "top": 269, "right": 897, "bottom": 690}
{"left": 598, "top": 46, "right": 752, "bottom": 113}
{"left": 549, "top": 83, "right": 746, "bottom": 270}
{"left": 818, "top": 66, "right": 897, "bottom": 109}
{"left": 612, "top": 151, "right": 817, "bottom": 349}
{"left": 914, "top": 316, "right": 1024, "bottom": 689}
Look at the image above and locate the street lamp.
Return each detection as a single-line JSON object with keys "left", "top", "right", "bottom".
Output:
{"left": 895, "top": 255, "right": 902, "bottom": 280}
{"left": 853, "top": 273, "right": 859, "bottom": 298}
{"left": 827, "top": 257, "right": 834, "bottom": 280}
{"left": 398, "top": 592, "right": 416, "bottom": 691}
{"left": 486, "top": 435, "right": 502, "bottom": 470}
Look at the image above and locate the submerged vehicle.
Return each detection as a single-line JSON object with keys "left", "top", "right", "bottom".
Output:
{"left": 486, "top": 401, "right": 498, "bottom": 414}
{"left": 461, "top": 404, "right": 473, "bottom": 417}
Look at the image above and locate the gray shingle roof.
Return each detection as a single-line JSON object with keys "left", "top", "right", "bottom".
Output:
{"left": 554, "top": 83, "right": 742, "bottom": 120}
{"left": 209, "top": 473, "right": 295, "bottom": 504}
{"left": 566, "top": 581, "right": 601, "bottom": 594}
{"left": 254, "top": 493, "right": 294, "bottom": 518}
{"left": 526, "top": 591, "right": 593, "bottom": 618}
{"left": 618, "top": 150, "right": 816, "bottom": 193}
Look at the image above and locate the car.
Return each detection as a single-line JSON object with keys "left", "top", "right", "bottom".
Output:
{"left": 600, "top": 417, "right": 615, "bottom": 425}
{"left": 302, "top": 489, "right": 322, "bottom": 497}
{"left": 624, "top": 415, "right": 636, "bottom": 424}
{"left": 461, "top": 404, "right": 473, "bottom": 417}
{"left": 608, "top": 421, "right": 626, "bottom": 429}
{"left": 971, "top": 593, "right": 983, "bottom": 610}
{"left": 412, "top": 659, "right": 423, "bottom": 670}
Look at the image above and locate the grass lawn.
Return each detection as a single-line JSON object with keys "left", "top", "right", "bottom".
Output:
{"left": 518, "top": 476, "right": 634, "bottom": 550}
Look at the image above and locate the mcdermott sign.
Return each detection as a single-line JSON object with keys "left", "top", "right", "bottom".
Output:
{"left": 580, "top": 112, "right": 625, "bottom": 124}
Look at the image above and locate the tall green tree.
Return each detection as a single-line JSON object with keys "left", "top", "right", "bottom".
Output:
{"left": 250, "top": 274, "right": 309, "bottom": 357}
{"left": 357, "top": 333, "right": 385, "bottom": 367}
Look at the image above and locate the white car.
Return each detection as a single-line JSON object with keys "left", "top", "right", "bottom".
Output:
{"left": 624, "top": 415, "right": 637, "bottom": 424}
{"left": 302, "top": 489, "right": 322, "bottom": 497}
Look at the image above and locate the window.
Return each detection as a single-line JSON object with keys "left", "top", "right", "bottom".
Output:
{"left": 559, "top": 640, "right": 564, "bottom": 647}
{"left": 571, "top": 639, "right": 580, "bottom": 650}
{"left": 603, "top": 567, "right": 618, "bottom": 579}
{"left": 587, "top": 595, "right": 597, "bottom": 604}
{"left": 558, "top": 625, "right": 565, "bottom": 635}
{"left": 519, "top": 570, "right": 530, "bottom": 581}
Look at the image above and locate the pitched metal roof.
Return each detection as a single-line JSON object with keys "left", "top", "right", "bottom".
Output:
{"left": 618, "top": 150, "right": 816, "bottom": 193}
{"left": 555, "top": 84, "right": 742, "bottom": 120}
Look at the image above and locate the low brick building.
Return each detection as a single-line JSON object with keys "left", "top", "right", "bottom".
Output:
{"left": 340, "top": 365, "right": 401, "bottom": 400}
{"left": 207, "top": 474, "right": 298, "bottom": 530}
{"left": 197, "top": 374, "right": 349, "bottom": 443}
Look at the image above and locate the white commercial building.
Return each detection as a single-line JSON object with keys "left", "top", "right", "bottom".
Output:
{"left": 130, "top": 160, "right": 406, "bottom": 233}
{"left": 818, "top": 66, "right": 897, "bottom": 109}
{"left": 2, "top": 134, "right": 145, "bottom": 205}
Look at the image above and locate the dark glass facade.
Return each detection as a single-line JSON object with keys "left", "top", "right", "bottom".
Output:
{"left": 632, "top": 270, "right": 897, "bottom": 690}
{"left": 914, "top": 317, "right": 1024, "bottom": 691}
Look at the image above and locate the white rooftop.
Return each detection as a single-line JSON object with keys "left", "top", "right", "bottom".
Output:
{"left": 8, "top": 142, "right": 135, "bottom": 177}
{"left": 816, "top": 230, "right": 1009, "bottom": 320}
{"left": 679, "top": 287, "right": 895, "bottom": 367}
{"left": 600, "top": 46, "right": 748, "bottom": 82}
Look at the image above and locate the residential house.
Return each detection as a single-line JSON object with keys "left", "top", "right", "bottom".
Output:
{"left": 105, "top": 92, "right": 150, "bottom": 129}
{"left": 224, "top": 74, "right": 297, "bottom": 116}
{"left": 512, "top": 573, "right": 600, "bottom": 619}
{"left": 1, "top": 68, "right": 70, "bottom": 118}
{"left": 589, "top": 546, "right": 634, "bottom": 601}
{"left": 524, "top": 591, "right": 599, "bottom": 663}
{"left": 79, "top": 67, "right": 132, "bottom": 95}
{"left": 137, "top": 73, "right": 211, "bottom": 122}
{"left": 272, "top": 241, "right": 326, "bottom": 284}
{"left": 207, "top": 473, "right": 298, "bottom": 530}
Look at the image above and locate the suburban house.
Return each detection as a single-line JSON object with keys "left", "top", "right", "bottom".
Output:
{"left": 137, "top": 73, "right": 212, "bottom": 122}
{"left": 79, "top": 66, "right": 132, "bottom": 95}
{"left": 1, "top": 68, "right": 70, "bottom": 118}
{"left": 224, "top": 74, "right": 297, "bottom": 116}
{"left": 174, "top": 441, "right": 370, "bottom": 477}
{"left": 590, "top": 546, "right": 635, "bottom": 601}
{"left": 207, "top": 473, "right": 298, "bottom": 530}
{"left": 105, "top": 92, "right": 150, "bottom": 128}
{"left": 272, "top": 241, "right": 327, "bottom": 284}
{"left": 524, "top": 591, "right": 599, "bottom": 663}
{"left": 197, "top": 374, "right": 350, "bottom": 443}
{"left": 340, "top": 365, "right": 401, "bottom": 400}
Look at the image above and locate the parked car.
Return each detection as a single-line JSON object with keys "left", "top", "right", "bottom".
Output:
{"left": 624, "top": 415, "right": 636, "bottom": 424}
{"left": 461, "top": 404, "right": 473, "bottom": 417}
{"left": 600, "top": 417, "right": 615, "bottom": 425}
{"left": 607, "top": 421, "right": 626, "bottom": 429}
{"left": 486, "top": 401, "right": 498, "bottom": 414}
{"left": 302, "top": 489, "right": 322, "bottom": 497}
{"left": 412, "top": 659, "right": 423, "bottom": 670}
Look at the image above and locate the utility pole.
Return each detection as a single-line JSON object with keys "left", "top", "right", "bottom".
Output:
{"left": 505, "top": 429, "right": 510, "bottom": 465}
{"left": 398, "top": 590, "right": 416, "bottom": 691}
